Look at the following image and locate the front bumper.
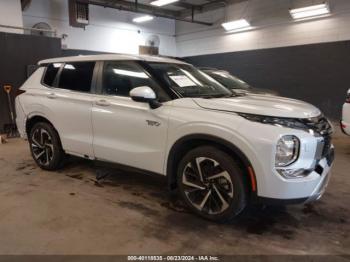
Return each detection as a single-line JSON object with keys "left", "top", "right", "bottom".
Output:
{"left": 257, "top": 146, "right": 334, "bottom": 205}
{"left": 237, "top": 114, "right": 334, "bottom": 203}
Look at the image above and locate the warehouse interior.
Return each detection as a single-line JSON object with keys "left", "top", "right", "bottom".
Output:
{"left": 0, "top": 0, "right": 349, "bottom": 259}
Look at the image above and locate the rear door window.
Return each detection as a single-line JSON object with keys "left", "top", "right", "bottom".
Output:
{"left": 43, "top": 63, "right": 62, "bottom": 87}
{"left": 58, "top": 62, "right": 95, "bottom": 92}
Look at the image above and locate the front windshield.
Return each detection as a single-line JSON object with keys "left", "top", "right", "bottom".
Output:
{"left": 147, "top": 63, "right": 232, "bottom": 98}
{"left": 207, "top": 71, "right": 251, "bottom": 90}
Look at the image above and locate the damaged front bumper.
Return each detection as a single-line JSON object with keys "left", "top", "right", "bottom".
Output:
{"left": 257, "top": 146, "right": 335, "bottom": 205}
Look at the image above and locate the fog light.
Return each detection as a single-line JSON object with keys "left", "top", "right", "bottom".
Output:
{"left": 277, "top": 168, "right": 309, "bottom": 179}
{"left": 275, "top": 135, "right": 300, "bottom": 167}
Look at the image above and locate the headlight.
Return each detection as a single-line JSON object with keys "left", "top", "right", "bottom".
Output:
{"left": 238, "top": 113, "right": 308, "bottom": 130}
{"left": 275, "top": 135, "right": 300, "bottom": 167}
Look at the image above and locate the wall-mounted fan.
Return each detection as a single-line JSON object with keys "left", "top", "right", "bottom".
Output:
{"left": 31, "top": 22, "right": 54, "bottom": 37}
{"left": 146, "top": 35, "right": 160, "bottom": 48}
{"left": 140, "top": 35, "right": 160, "bottom": 55}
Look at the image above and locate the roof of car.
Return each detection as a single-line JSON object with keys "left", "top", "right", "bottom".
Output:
{"left": 38, "top": 54, "right": 188, "bottom": 65}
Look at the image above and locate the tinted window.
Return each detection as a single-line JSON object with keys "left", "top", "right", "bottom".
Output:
{"left": 58, "top": 62, "right": 95, "bottom": 92}
{"left": 102, "top": 61, "right": 168, "bottom": 101}
{"left": 147, "top": 63, "right": 231, "bottom": 98}
{"left": 43, "top": 63, "right": 62, "bottom": 87}
{"left": 206, "top": 71, "right": 251, "bottom": 90}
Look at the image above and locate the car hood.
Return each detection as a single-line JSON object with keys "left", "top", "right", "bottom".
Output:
{"left": 233, "top": 88, "right": 278, "bottom": 96}
{"left": 193, "top": 95, "right": 321, "bottom": 118}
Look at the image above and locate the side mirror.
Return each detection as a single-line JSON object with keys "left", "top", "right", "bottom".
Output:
{"left": 129, "top": 86, "right": 162, "bottom": 109}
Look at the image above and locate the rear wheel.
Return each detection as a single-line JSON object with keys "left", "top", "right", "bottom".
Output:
{"left": 177, "top": 146, "right": 247, "bottom": 222}
{"left": 29, "top": 122, "right": 65, "bottom": 170}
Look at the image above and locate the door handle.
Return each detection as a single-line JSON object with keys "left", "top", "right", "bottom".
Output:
{"left": 47, "top": 93, "right": 56, "bottom": 99}
{"left": 96, "top": 99, "right": 110, "bottom": 107}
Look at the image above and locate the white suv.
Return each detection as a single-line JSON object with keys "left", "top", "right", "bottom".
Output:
{"left": 341, "top": 89, "right": 350, "bottom": 136}
{"left": 15, "top": 54, "right": 334, "bottom": 222}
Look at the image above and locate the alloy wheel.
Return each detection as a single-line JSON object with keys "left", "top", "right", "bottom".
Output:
{"left": 182, "top": 157, "right": 234, "bottom": 215}
{"left": 31, "top": 128, "right": 54, "bottom": 166}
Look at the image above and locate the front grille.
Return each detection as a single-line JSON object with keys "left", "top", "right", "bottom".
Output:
{"left": 301, "top": 115, "right": 333, "bottom": 136}
{"left": 322, "top": 135, "right": 332, "bottom": 157}
{"left": 301, "top": 115, "right": 333, "bottom": 159}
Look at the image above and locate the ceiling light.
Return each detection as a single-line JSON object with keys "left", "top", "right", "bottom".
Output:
{"left": 290, "top": 3, "right": 330, "bottom": 20}
{"left": 221, "top": 19, "right": 251, "bottom": 31}
{"left": 133, "top": 15, "right": 154, "bottom": 23}
{"left": 150, "top": 0, "right": 179, "bottom": 7}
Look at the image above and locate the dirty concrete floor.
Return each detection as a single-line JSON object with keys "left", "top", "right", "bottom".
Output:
{"left": 0, "top": 127, "right": 349, "bottom": 255}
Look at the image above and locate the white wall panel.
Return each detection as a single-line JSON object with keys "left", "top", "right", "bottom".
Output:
{"left": 0, "top": 0, "right": 23, "bottom": 34}
{"left": 22, "top": 0, "right": 176, "bottom": 56}
{"left": 176, "top": 0, "right": 350, "bottom": 57}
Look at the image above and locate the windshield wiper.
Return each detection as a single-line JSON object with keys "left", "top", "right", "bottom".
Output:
{"left": 201, "top": 94, "right": 229, "bottom": 99}
{"left": 205, "top": 93, "right": 244, "bottom": 99}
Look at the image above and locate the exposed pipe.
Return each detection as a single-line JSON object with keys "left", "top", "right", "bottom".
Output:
{"left": 179, "top": 0, "right": 248, "bottom": 18}
{"left": 87, "top": 0, "right": 213, "bottom": 26}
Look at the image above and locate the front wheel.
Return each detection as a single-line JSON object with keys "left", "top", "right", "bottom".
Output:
{"left": 177, "top": 146, "right": 247, "bottom": 222}
{"left": 28, "top": 122, "right": 65, "bottom": 170}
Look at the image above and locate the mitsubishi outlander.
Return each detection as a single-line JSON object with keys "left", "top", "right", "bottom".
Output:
{"left": 15, "top": 54, "right": 334, "bottom": 222}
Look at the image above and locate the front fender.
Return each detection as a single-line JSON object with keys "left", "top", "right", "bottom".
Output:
{"left": 164, "top": 120, "right": 266, "bottom": 195}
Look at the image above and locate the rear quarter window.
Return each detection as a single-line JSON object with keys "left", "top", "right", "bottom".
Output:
{"left": 43, "top": 63, "right": 63, "bottom": 87}
{"left": 58, "top": 62, "right": 95, "bottom": 92}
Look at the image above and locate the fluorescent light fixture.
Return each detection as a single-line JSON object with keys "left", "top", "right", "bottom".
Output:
{"left": 113, "top": 69, "right": 148, "bottom": 79}
{"left": 221, "top": 19, "right": 250, "bottom": 31}
{"left": 290, "top": 3, "right": 330, "bottom": 20}
{"left": 150, "top": 0, "right": 179, "bottom": 7}
{"left": 133, "top": 15, "right": 154, "bottom": 23}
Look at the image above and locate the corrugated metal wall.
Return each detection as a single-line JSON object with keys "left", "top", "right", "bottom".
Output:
{"left": 0, "top": 32, "right": 61, "bottom": 133}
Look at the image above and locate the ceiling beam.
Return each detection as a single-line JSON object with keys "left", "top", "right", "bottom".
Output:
{"left": 89, "top": 0, "right": 179, "bottom": 16}
{"left": 87, "top": 0, "right": 213, "bottom": 25}
{"left": 173, "top": 1, "right": 195, "bottom": 9}
{"left": 172, "top": 1, "right": 205, "bottom": 11}
{"left": 180, "top": 0, "right": 247, "bottom": 18}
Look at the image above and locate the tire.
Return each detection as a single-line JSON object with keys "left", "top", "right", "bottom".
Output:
{"left": 177, "top": 146, "right": 247, "bottom": 222}
{"left": 28, "top": 122, "right": 65, "bottom": 170}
